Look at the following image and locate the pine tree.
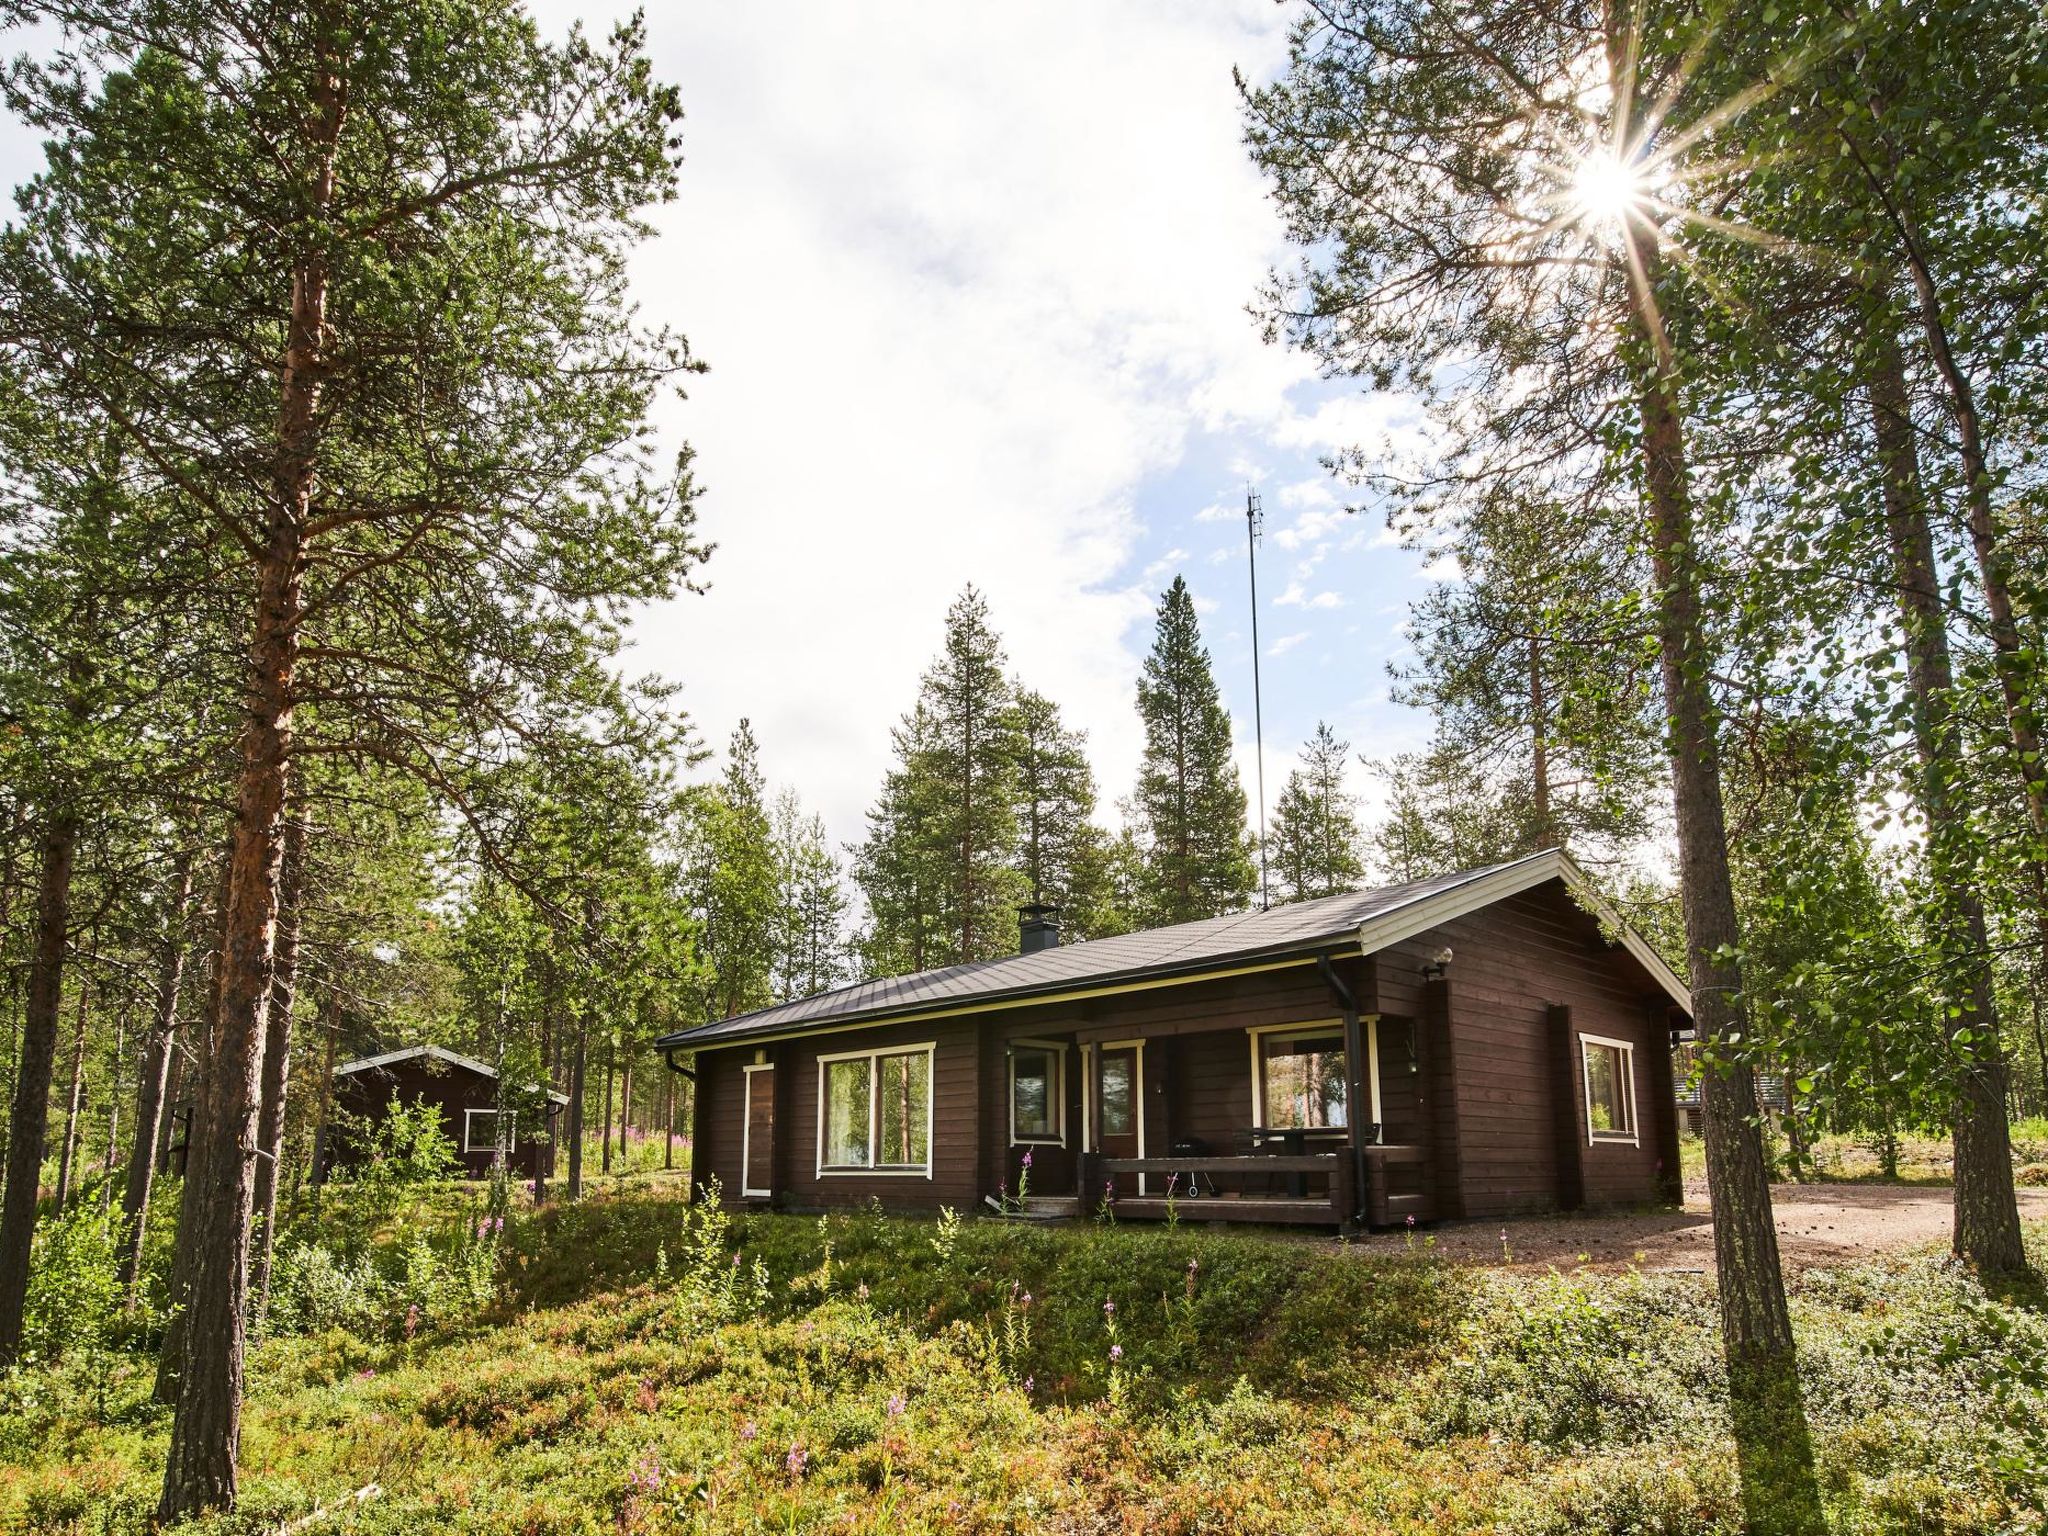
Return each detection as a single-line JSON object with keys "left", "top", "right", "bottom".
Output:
{"left": 853, "top": 588, "right": 1023, "bottom": 969}
{"left": 1267, "top": 722, "right": 1365, "bottom": 902}
{"left": 1130, "top": 577, "right": 1255, "bottom": 924}
{"left": 1010, "top": 687, "right": 1117, "bottom": 937}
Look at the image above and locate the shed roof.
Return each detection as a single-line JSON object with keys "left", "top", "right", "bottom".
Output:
{"left": 334, "top": 1043, "right": 571, "bottom": 1105}
{"left": 657, "top": 849, "right": 1689, "bottom": 1052}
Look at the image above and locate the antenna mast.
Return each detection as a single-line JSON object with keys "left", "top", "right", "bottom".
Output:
{"left": 1247, "top": 486, "right": 1270, "bottom": 910}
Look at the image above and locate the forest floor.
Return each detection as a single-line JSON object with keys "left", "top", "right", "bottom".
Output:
{"left": 1336, "top": 1180, "right": 2048, "bottom": 1273}
{"left": 6, "top": 1184, "right": 2048, "bottom": 1535}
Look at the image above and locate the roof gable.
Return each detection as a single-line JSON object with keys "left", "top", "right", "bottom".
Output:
{"left": 659, "top": 849, "right": 1690, "bottom": 1052}
{"left": 334, "top": 1044, "right": 571, "bottom": 1105}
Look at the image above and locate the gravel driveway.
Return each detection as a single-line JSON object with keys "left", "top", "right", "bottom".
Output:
{"left": 1346, "top": 1180, "right": 2048, "bottom": 1272}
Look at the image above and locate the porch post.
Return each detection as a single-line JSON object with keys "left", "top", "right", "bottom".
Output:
{"left": 1421, "top": 976, "right": 1465, "bottom": 1221}
{"left": 1317, "top": 954, "right": 1367, "bottom": 1228}
{"left": 1643, "top": 1002, "right": 1685, "bottom": 1205}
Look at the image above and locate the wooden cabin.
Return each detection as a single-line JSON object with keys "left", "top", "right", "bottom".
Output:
{"left": 322, "top": 1044, "right": 569, "bottom": 1181}
{"left": 658, "top": 850, "right": 1690, "bottom": 1229}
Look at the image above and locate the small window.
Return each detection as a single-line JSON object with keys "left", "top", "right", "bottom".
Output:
{"left": 463, "top": 1108, "right": 513, "bottom": 1154}
{"left": 820, "top": 1046, "right": 932, "bottom": 1173}
{"left": 1581, "top": 1035, "right": 1638, "bottom": 1144}
{"left": 1258, "top": 1030, "right": 1348, "bottom": 1129}
{"left": 1009, "top": 1043, "right": 1064, "bottom": 1144}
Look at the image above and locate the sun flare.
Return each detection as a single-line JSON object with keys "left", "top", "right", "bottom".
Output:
{"left": 1571, "top": 151, "right": 1645, "bottom": 230}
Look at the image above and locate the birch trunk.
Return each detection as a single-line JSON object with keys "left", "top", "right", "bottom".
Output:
{"left": 250, "top": 815, "right": 308, "bottom": 1329}
{"left": 121, "top": 849, "right": 194, "bottom": 1297}
{"left": 53, "top": 986, "right": 89, "bottom": 1210}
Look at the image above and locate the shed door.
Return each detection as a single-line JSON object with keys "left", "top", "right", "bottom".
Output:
{"left": 742, "top": 1065, "right": 774, "bottom": 1198}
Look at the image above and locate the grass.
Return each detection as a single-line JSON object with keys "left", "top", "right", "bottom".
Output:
{"left": 4, "top": 1182, "right": 2047, "bottom": 1535}
{"left": 1678, "top": 1123, "right": 2048, "bottom": 1188}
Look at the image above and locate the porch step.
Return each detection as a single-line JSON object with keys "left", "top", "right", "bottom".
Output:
{"left": 981, "top": 1194, "right": 1080, "bottom": 1220}
{"left": 1114, "top": 1195, "right": 1342, "bottom": 1226}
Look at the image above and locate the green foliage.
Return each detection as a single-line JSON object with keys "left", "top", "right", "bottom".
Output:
{"left": 9, "top": 1198, "right": 2048, "bottom": 1534}
{"left": 1131, "top": 575, "right": 1256, "bottom": 924}
{"left": 319, "top": 1097, "right": 460, "bottom": 1261}
{"left": 855, "top": 586, "right": 1027, "bottom": 972}
{"left": 19, "top": 1198, "right": 122, "bottom": 1364}
{"left": 1267, "top": 721, "right": 1366, "bottom": 902}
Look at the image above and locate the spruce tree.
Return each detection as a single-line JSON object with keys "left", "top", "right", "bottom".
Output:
{"left": 1130, "top": 577, "right": 1255, "bottom": 924}
{"left": 1267, "top": 722, "right": 1364, "bottom": 902}
{"left": 1011, "top": 686, "right": 1117, "bottom": 938}
{"left": 853, "top": 588, "right": 1023, "bottom": 969}
{"left": 770, "top": 787, "right": 847, "bottom": 1000}
{"left": 692, "top": 720, "right": 779, "bottom": 1019}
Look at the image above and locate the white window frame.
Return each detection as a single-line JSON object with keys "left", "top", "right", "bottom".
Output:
{"left": 1007, "top": 1039, "right": 1067, "bottom": 1146}
{"left": 740, "top": 1061, "right": 775, "bottom": 1198}
{"left": 1246, "top": 1017, "right": 1380, "bottom": 1133}
{"left": 1093, "top": 1037, "right": 1148, "bottom": 1194}
{"left": 1580, "top": 1032, "right": 1640, "bottom": 1146}
{"left": 814, "top": 1041, "right": 937, "bottom": 1179}
{"left": 462, "top": 1107, "right": 513, "bottom": 1155}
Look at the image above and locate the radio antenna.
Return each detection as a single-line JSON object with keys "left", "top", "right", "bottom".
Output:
{"left": 1247, "top": 485, "right": 1270, "bottom": 911}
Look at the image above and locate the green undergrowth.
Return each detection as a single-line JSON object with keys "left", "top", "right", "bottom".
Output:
{"left": 5, "top": 1185, "right": 2046, "bottom": 1535}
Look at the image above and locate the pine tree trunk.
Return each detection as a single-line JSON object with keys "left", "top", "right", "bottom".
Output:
{"left": 157, "top": 36, "right": 342, "bottom": 1513}
{"left": 618, "top": 1051, "right": 631, "bottom": 1167}
{"left": 121, "top": 856, "right": 193, "bottom": 1302}
{"left": 1608, "top": 76, "right": 1821, "bottom": 1523}
{"left": 0, "top": 808, "right": 79, "bottom": 1364}
{"left": 53, "top": 986, "right": 89, "bottom": 1210}
{"left": 101, "top": 1016, "right": 124, "bottom": 1212}
{"left": 1868, "top": 317, "right": 2027, "bottom": 1274}
{"left": 250, "top": 815, "right": 307, "bottom": 1330}
{"left": 567, "top": 1012, "right": 587, "bottom": 1200}
{"left": 600, "top": 1037, "right": 614, "bottom": 1176}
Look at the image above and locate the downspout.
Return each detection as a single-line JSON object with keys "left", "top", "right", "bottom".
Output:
{"left": 662, "top": 1045, "right": 696, "bottom": 1080}
{"left": 1316, "top": 953, "right": 1367, "bottom": 1228}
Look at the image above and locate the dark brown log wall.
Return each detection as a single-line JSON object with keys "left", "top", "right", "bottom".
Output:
{"left": 1375, "top": 884, "right": 1675, "bottom": 1217}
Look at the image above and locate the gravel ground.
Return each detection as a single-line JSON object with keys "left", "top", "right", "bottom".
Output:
{"left": 1343, "top": 1180, "right": 2048, "bottom": 1272}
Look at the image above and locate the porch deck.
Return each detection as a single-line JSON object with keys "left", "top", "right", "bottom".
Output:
{"left": 1072, "top": 1145, "right": 1432, "bottom": 1230}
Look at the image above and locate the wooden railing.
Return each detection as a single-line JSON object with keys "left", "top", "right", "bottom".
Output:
{"left": 1070, "top": 1145, "right": 1431, "bottom": 1230}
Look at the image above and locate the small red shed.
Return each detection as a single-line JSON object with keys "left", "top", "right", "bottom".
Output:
{"left": 323, "top": 1044, "right": 568, "bottom": 1181}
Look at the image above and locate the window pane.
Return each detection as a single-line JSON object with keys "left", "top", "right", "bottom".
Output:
{"left": 1586, "top": 1043, "right": 1628, "bottom": 1134}
{"left": 877, "top": 1051, "right": 929, "bottom": 1167}
{"left": 1013, "top": 1048, "right": 1056, "bottom": 1138}
{"left": 825, "top": 1058, "right": 872, "bottom": 1166}
{"left": 1262, "top": 1036, "right": 1348, "bottom": 1128}
{"left": 1099, "top": 1055, "right": 1133, "bottom": 1135}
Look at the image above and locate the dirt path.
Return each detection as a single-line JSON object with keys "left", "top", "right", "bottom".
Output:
{"left": 1345, "top": 1181, "right": 2048, "bottom": 1273}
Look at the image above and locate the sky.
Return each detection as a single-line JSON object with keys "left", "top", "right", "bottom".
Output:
{"left": 566, "top": 0, "right": 1441, "bottom": 854}
{"left": 0, "top": 3, "right": 1443, "bottom": 863}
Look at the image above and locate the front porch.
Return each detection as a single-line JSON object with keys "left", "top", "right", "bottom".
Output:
{"left": 995, "top": 984, "right": 1441, "bottom": 1231}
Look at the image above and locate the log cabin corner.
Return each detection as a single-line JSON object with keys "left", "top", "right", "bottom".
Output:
{"left": 656, "top": 849, "right": 1690, "bottom": 1229}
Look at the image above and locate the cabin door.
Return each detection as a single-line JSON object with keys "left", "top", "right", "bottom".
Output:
{"left": 742, "top": 1064, "right": 774, "bottom": 1198}
{"left": 1096, "top": 1044, "right": 1143, "bottom": 1196}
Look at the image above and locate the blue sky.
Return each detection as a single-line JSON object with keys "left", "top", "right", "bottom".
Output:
{"left": 0, "top": 2, "right": 1447, "bottom": 855}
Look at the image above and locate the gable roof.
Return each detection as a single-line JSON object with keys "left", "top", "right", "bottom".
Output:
{"left": 658, "top": 848, "right": 1690, "bottom": 1053}
{"left": 334, "top": 1044, "right": 571, "bottom": 1105}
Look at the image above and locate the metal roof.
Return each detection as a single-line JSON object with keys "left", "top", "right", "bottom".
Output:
{"left": 657, "top": 849, "right": 1691, "bottom": 1052}
{"left": 334, "top": 1043, "right": 571, "bottom": 1105}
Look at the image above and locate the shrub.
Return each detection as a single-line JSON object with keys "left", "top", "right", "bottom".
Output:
{"left": 20, "top": 1199, "right": 122, "bottom": 1364}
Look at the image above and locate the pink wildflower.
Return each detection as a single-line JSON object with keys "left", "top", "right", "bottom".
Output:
{"left": 886, "top": 1393, "right": 906, "bottom": 1419}
{"left": 739, "top": 1420, "right": 759, "bottom": 1442}
{"left": 403, "top": 1302, "right": 420, "bottom": 1340}
{"left": 1109, "top": 1344, "right": 1123, "bottom": 1362}
{"left": 1023, "top": 1375, "right": 1034, "bottom": 1394}
{"left": 785, "top": 1442, "right": 808, "bottom": 1478}
{"left": 1021, "top": 1148, "right": 1033, "bottom": 1169}
{"left": 1102, "top": 1298, "right": 1115, "bottom": 1316}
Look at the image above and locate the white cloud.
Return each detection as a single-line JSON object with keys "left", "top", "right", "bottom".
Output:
{"left": 1268, "top": 632, "right": 1309, "bottom": 656}
{"left": 521, "top": 0, "right": 1309, "bottom": 842}
{"left": 1275, "top": 580, "right": 1344, "bottom": 610}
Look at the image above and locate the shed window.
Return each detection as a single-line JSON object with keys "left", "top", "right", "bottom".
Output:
{"left": 1581, "top": 1035, "right": 1638, "bottom": 1144}
{"left": 1009, "top": 1043, "right": 1064, "bottom": 1144}
{"left": 463, "top": 1108, "right": 513, "bottom": 1154}
{"left": 820, "top": 1045, "right": 932, "bottom": 1173}
{"left": 1258, "top": 1030, "right": 1348, "bottom": 1130}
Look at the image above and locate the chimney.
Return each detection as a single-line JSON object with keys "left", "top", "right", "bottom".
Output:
{"left": 1018, "top": 903, "right": 1061, "bottom": 954}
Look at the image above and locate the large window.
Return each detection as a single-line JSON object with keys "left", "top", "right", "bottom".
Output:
{"left": 463, "top": 1108, "right": 513, "bottom": 1154}
{"left": 1581, "top": 1034, "right": 1638, "bottom": 1144}
{"left": 1255, "top": 1028, "right": 1349, "bottom": 1130}
{"left": 1009, "top": 1042, "right": 1064, "bottom": 1144}
{"left": 819, "top": 1044, "right": 933, "bottom": 1174}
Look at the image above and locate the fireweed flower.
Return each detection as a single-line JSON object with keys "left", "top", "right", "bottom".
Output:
{"left": 886, "top": 1393, "right": 906, "bottom": 1419}
{"left": 403, "top": 1303, "right": 419, "bottom": 1339}
{"left": 1021, "top": 1148, "right": 1033, "bottom": 1168}
{"left": 739, "top": 1420, "right": 759, "bottom": 1442}
{"left": 627, "top": 1451, "right": 662, "bottom": 1493}
{"left": 1109, "top": 1344, "right": 1123, "bottom": 1361}
{"left": 785, "top": 1442, "right": 808, "bottom": 1478}
{"left": 1102, "top": 1299, "right": 1115, "bottom": 1316}
{"left": 1023, "top": 1376, "right": 1034, "bottom": 1394}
